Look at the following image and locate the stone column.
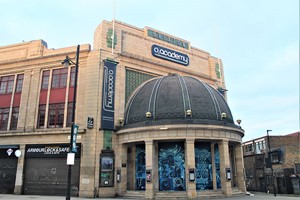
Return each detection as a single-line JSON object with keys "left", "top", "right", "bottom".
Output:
{"left": 145, "top": 140, "right": 154, "bottom": 199}
{"left": 14, "top": 144, "right": 25, "bottom": 194}
{"left": 186, "top": 139, "right": 196, "bottom": 199}
{"left": 211, "top": 142, "right": 217, "bottom": 190}
{"left": 219, "top": 140, "right": 232, "bottom": 196}
{"left": 235, "top": 143, "right": 246, "bottom": 192}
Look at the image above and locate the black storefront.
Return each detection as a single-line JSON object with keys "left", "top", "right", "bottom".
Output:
{"left": 0, "top": 145, "right": 19, "bottom": 194}
{"left": 23, "top": 143, "right": 81, "bottom": 196}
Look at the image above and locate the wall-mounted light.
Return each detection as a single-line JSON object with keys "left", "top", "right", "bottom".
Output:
{"left": 185, "top": 109, "right": 192, "bottom": 117}
{"left": 14, "top": 150, "right": 22, "bottom": 158}
{"left": 221, "top": 112, "right": 227, "bottom": 119}
{"left": 118, "top": 118, "right": 124, "bottom": 125}
{"left": 146, "top": 111, "right": 152, "bottom": 118}
{"left": 236, "top": 119, "right": 241, "bottom": 125}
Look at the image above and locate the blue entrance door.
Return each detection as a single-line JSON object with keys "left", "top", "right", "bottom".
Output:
{"left": 135, "top": 144, "right": 145, "bottom": 190}
{"left": 195, "top": 142, "right": 213, "bottom": 190}
{"left": 158, "top": 142, "right": 185, "bottom": 191}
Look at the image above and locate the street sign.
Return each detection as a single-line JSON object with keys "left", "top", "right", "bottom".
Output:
{"left": 67, "top": 153, "right": 75, "bottom": 165}
{"left": 87, "top": 117, "right": 94, "bottom": 129}
{"left": 71, "top": 124, "right": 79, "bottom": 153}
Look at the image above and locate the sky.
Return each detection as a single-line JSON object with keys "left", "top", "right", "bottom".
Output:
{"left": 0, "top": 0, "right": 299, "bottom": 141}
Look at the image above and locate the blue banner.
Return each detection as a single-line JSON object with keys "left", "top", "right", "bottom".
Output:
{"left": 101, "top": 60, "right": 117, "bottom": 130}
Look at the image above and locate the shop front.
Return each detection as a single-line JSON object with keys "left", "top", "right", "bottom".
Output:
{"left": 23, "top": 143, "right": 81, "bottom": 196}
{"left": 0, "top": 145, "right": 20, "bottom": 194}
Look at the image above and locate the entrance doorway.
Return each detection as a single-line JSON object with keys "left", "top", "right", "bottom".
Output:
{"left": 158, "top": 142, "right": 185, "bottom": 191}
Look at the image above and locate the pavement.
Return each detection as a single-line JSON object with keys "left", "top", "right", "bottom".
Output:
{"left": 0, "top": 192, "right": 299, "bottom": 200}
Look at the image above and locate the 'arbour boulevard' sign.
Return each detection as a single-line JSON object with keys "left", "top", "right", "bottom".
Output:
{"left": 151, "top": 44, "right": 189, "bottom": 66}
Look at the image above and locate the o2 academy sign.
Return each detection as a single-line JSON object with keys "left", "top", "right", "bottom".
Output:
{"left": 151, "top": 45, "right": 189, "bottom": 66}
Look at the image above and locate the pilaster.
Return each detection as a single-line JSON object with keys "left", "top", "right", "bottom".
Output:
{"left": 219, "top": 140, "right": 232, "bottom": 196}
{"left": 14, "top": 144, "right": 25, "bottom": 194}
{"left": 186, "top": 139, "right": 196, "bottom": 199}
{"left": 145, "top": 140, "right": 154, "bottom": 199}
{"left": 235, "top": 143, "right": 246, "bottom": 192}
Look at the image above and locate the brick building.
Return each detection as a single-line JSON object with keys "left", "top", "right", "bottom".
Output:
{"left": 243, "top": 131, "right": 300, "bottom": 194}
{"left": 0, "top": 20, "right": 245, "bottom": 198}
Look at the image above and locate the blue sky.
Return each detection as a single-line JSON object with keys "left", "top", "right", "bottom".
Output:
{"left": 0, "top": 0, "right": 299, "bottom": 141}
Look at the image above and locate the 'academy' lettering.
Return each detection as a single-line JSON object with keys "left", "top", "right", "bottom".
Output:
{"left": 106, "top": 69, "right": 114, "bottom": 108}
{"left": 153, "top": 47, "right": 188, "bottom": 64}
{"left": 152, "top": 45, "right": 189, "bottom": 66}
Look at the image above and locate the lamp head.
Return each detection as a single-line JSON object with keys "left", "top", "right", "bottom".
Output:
{"left": 236, "top": 119, "right": 241, "bottom": 125}
{"left": 185, "top": 109, "right": 192, "bottom": 116}
{"left": 118, "top": 118, "right": 124, "bottom": 124}
{"left": 146, "top": 112, "right": 152, "bottom": 118}
{"left": 62, "top": 57, "right": 71, "bottom": 68}
{"left": 221, "top": 112, "right": 226, "bottom": 119}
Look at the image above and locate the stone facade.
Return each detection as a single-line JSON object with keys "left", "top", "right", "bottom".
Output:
{"left": 0, "top": 20, "right": 245, "bottom": 198}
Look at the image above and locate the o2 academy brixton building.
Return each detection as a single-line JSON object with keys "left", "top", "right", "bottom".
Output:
{"left": 0, "top": 20, "right": 246, "bottom": 199}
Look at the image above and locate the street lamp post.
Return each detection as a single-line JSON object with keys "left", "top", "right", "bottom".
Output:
{"left": 267, "top": 129, "right": 276, "bottom": 197}
{"left": 62, "top": 45, "right": 80, "bottom": 200}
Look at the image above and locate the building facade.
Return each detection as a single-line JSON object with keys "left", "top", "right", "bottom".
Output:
{"left": 243, "top": 132, "right": 300, "bottom": 195}
{"left": 0, "top": 20, "right": 245, "bottom": 199}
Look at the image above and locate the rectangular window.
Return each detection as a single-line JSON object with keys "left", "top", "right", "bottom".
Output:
{"left": 245, "top": 144, "right": 253, "bottom": 153}
{"left": 270, "top": 151, "right": 281, "bottom": 164}
{"left": 37, "top": 105, "right": 46, "bottom": 128}
{"left": 48, "top": 103, "right": 64, "bottom": 128}
{"left": 66, "top": 102, "right": 73, "bottom": 127}
{"left": 15, "top": 74, "right": 24, "bottom": 93}
{"left": 0, "top": 108, "right": 9, "bottom": 130}
{"left": 41, "top": 71, "right": 50, "bottom": 90}
{"left": 51, "top": 68, "right": 68, "bottom": 89}
{"left": 10, "top": 107, "right": 19, "bottom": 130}
{"left": 0, "top": 75, "right": 14, "bottom": 94}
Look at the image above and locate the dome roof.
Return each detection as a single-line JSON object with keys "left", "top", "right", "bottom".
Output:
{"left": 124, "top": 74, "right": 237, "bottom": 128}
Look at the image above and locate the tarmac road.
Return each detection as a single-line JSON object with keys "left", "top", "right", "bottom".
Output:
{"left": 0, "top": 192, "right": 299, "bottom": 200}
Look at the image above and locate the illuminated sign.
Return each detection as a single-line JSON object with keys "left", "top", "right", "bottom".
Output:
{"left": 151, "top": 45, "right": 189, "bottom": 66}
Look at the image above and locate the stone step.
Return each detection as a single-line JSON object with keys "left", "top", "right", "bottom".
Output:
{"left": 198, "top": 190, "right": 225, "bottom": 199}
{"left": 155, "top": 191, "right": 188, "bottom": 200}
{"left": 122, "top": 191, "right": 145, "bottom": 199}
{"left": 231, "top": 188, "right": 246, "bottom": 197}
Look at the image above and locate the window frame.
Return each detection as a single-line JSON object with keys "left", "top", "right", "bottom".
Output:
{"left": 0, "top": 75, "right": 15, "bottom": 95}
{"left": 15, "top": 74, "right": 24, "bottom": 93}
{"left": 0, "top": 107, "right": 10, "bottom": 131}
{"left": 41, "top": 70, "right": 50, "bottom": 90}
{"left": 10, "top": 107, "right": 19, "bottom": 130}
{"left": 48, "top": 103, "right": 65, "bottom": 128}
{"left": 51, "top": 68, "right": 68, "bottom": 89}
{"left": 37, "top": 105, "right": 46, "bottom": 128}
